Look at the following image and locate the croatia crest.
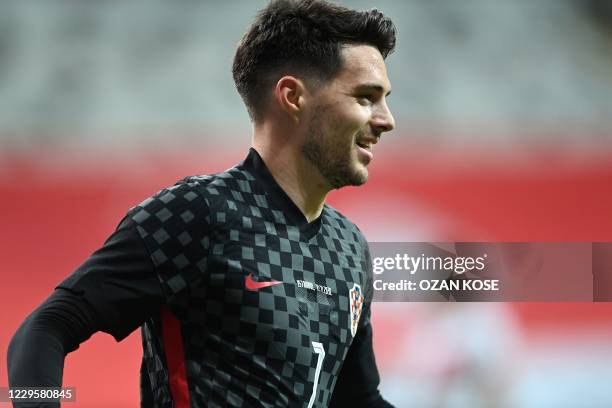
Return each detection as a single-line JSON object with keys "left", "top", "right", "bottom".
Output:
{"left": 349, "top": 283, "right": 364, "bottom": 337}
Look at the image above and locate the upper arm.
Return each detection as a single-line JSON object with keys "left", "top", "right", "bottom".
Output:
{"left": 330, "top": 233, "right": 394, "bottom": 407}
{"left": 57, "top": 182, "right": 211, "bottom": 341}
{"left": 330, "top": 302, "right": 393, "bottom": 407}
{"left": 56, "top": 216, "right": 164, "bottom": 341}
{"left": 126, "top": 182, "right": 212, "bottom": 303}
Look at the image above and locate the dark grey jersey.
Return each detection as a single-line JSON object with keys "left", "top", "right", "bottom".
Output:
{"left": 131, "top": 149, "right": 377, "bottom": 407}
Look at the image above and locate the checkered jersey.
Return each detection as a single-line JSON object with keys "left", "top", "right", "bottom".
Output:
{"left": 131, "top": 149, "right": 375, "bottom": 408}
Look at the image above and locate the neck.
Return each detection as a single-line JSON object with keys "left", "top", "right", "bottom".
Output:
{"left": 252, "top": 124, "right": 330, "bottom": 223}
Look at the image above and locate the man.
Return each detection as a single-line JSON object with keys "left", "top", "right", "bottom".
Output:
{"left": 7, "top": 0, "right": 396, "bottom": 406}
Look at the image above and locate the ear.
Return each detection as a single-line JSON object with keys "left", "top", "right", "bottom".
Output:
{"left": 274, "top": 76, "right": 307, "bottom": 120}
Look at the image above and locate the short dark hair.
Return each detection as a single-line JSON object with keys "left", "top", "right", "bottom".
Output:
{"left": 232, "top": 0, "right": 396, "bottom": 121}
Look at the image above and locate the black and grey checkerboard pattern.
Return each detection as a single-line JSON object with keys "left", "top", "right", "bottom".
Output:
{"left": 131, "top": 151, "right": 373, "bottom": 407}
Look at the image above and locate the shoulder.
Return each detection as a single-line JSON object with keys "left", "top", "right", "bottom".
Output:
{"left": 182, "top": 163, "right": 258, "bottom": 198}
{"left": 324, "top": 205, "right": 374, "bottom": 298}
{"left": 323, "top": 204, "right": 368, "bottom": 248}
{"left": 129, "top": 165, "right": 257, "bottom": 221}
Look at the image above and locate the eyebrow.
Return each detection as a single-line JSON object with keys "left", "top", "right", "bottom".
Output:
{"left": 354, "top": 83, "right": 392, "bottom": 97}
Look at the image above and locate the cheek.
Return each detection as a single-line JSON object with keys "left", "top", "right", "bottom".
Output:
{"left": 328, "top": 105, "right": 368, "bottom": 139}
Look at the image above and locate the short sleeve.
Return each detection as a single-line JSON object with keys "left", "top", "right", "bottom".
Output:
{"left": 127, "top": 182, "right": 211, "bottom": 303}
{"left": 56, "top": 216, "right": 164, "bottom": 341}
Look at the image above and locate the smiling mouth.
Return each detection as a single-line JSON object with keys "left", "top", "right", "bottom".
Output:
{"left": 356, "top": 140, "right": 372, "bottom": 151}
{"left": 355, "top": 140, "right": 374, "bottom": 162}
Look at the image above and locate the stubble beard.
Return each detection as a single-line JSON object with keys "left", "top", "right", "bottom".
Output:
{"left": 301, "top": 106, "right": 369, "bottom": 190}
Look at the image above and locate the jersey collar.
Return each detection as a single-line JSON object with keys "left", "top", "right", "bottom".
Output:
{"left": 240, "top": 148, "right": 323, "bottom": 239}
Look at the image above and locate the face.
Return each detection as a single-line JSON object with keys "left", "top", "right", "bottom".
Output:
{"left": 301, "top": 44, "right": 395, "bottom": 189}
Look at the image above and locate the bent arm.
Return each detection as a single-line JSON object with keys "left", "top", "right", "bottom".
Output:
{"left": 7, "top": 289, "right": 99, "bottom": 407}
{"left": 7, "top": 221, "right": 164, "bottom": 407}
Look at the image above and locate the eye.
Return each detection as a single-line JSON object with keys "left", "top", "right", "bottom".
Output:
{"left": 357, "top": 95, "right": 374, "bottom": 105}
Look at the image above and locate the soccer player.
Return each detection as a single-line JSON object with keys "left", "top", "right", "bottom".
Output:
{"left": 7, "top": 0, "right": 396, "bottom": 406}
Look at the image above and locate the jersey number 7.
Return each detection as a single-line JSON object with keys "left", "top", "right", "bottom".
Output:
{"left": 307, "top": 341, "right": 326, "bottom": 408}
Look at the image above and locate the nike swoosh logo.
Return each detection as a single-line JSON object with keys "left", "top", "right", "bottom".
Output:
{"left": 245, "top": 273, "right": 283, "bottom": 291}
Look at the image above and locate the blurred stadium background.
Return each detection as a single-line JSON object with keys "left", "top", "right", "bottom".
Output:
{"left": 1, "top": 1, "right": 612, "bottom": 406}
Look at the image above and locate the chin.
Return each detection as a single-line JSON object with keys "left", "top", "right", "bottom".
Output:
{"left": 353, "top": 162, "right": 370, "bottom": 184}
{"left": 338, "top": 167, "right": 369, "bottom": 189}
{"left": 352, "top": 171, "right": 369, "bottom": 186}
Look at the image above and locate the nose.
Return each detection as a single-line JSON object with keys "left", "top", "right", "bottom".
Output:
{"left": 371, "top": 100, "right": 395, "bottom": 134}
